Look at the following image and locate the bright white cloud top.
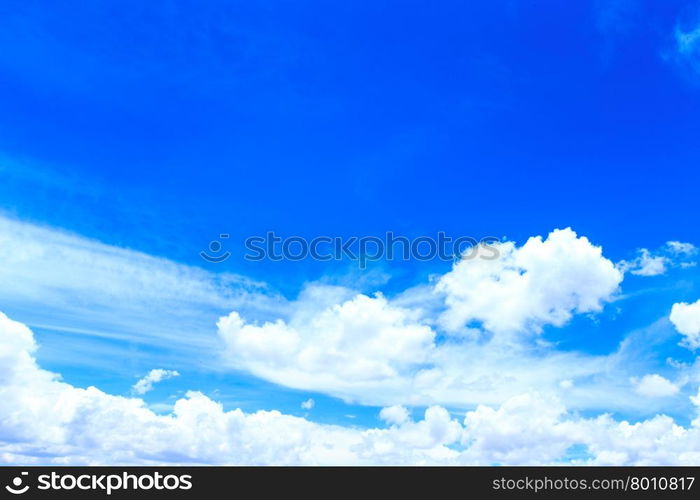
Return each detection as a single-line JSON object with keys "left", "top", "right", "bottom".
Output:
{"left": 670, "top": 299, "right": 700, "bottom": 350}
{"left": 435, "top": 228, "right": 622, "bottom": 333}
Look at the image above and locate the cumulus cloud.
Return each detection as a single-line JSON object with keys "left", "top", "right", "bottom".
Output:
{"left": 617, "top": 241, "right": 697, "bottom": 277}
{"left": 460, "top": 393, "right": 574, "bottom": 464}
{"left": 218, "top": 229, "right": 640, "bottom": 411}
{"left": 670, "top": 300, "right": 700, "bottom": 349}
{"left": 301, "top": 398, "right": 315, "bottom": 410}
{"left": 218, "top": 283, "right": 631, "bottom": 409}
{"left": 436, "top": 228, "right": 622, "bottom": 334}
{"left": 632, "top": 374, "right": 680, "bottom": 398}
{"left": 132, "top": 369, "right": 180, "bottom": 395}
{"left": 0, "top": 311, "right": 457, "bottom": 465}
{"left": 218, "top": 292, "right": 436, "bottom": 401}
{"left": 4, "top": 312, "right": 700, "bottom": 465}
{"left": 380, "top": 405, "right": 410, "bottom": 426}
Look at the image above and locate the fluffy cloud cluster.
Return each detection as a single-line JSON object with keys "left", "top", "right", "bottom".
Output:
{"left": 218, "top": 229, "right": 633, "bottom": 408}
{"left": 670, "top": 299, "right": 700, "bottom": 349}
{"left": 460, "top": 392, "right": 700, "bottom": 465}
{"left": 0, "top": 311, "right": 453, "bottom": 465}
{"left": 436, "top": 228, "right": 622, "bottom": 334}
{"left": 218, "top": 293, "right": 435, "bottom": 399}
{"left": 3, "top": 311, "right": 700, "bottom": 465}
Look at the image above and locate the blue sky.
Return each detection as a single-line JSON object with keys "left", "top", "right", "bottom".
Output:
{"left": 1, "top": 1, "right": 700, "bottom": 464}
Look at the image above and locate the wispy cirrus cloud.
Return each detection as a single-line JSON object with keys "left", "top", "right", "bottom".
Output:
{"left": 0, "top": 214, "right": 282, "bottom": 371}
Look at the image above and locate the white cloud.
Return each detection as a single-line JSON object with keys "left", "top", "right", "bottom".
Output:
{"left": 301, "top": 398, "right": 315, "bottom": 410}
{"left": 632, "top": 374, "right": 680, "bottom": 398}
{"left": 461, "top": 391, "right": 700, "bottom": 465}
{"left": 625, "top": 249, "right": 668, "bottom": 276}
{"left": 216, "top": 229, "right": 692, "bottom": 413}
{"left": 3, "top": 311, "right": 700, "bottom": 465}
{"left": 436, "top": 228, "right": 622, "bottom": 334}
{"left": 617, "top": 242, "right": 697, "bottom": 277}
{"left": 559, "top": 379, "right": 574, "bottom": 389}
{"left": 218, "top": 282, "right": 634, "bottom": 410}
{"left": 670, "top": 300, "right": 700, "bottom": 349}
{"left": 380, "top": 405, "right": 410, "bottom": 426}
{"left": 460, "top": 393, "right": 574, "bottom": 464}
{"left": 0, "top": 310, "right": 456, "bottom": 465}
{"left": 691, "top": 388, "right": 700, "bottom": 407}
{"left": 218, "top": 292, "right": 436, "bottom": 401}
{"left": 132, "top": 369, "right": 180, "bottom": 395}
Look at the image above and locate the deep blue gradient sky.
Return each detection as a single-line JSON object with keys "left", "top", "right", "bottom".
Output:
{"left": 1, "top": 1, "right": 700, "bottom": 428}
{"left": 2, "top": 2, "right": 699, "bottom": 278}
